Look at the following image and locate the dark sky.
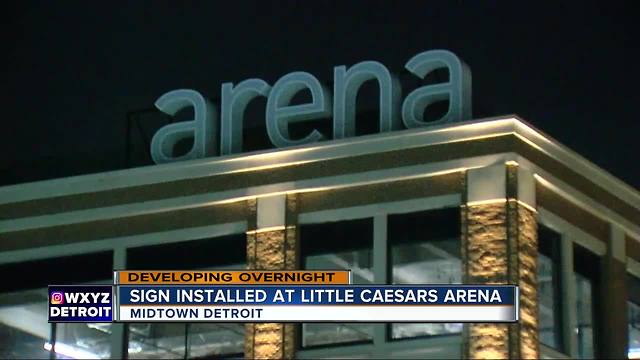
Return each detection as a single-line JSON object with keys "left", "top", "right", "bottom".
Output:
{"left": 2, "top": 1, "right": 639, "bottom": 189}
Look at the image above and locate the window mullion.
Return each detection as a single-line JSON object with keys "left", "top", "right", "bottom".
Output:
{"left": 111, "top": 246, "right": 127, "bottom": 359}
{"left": 561, "top": 233, "right": 578, "bottom": 357}
{"left": 373, "top": 214, "right": 388, "bottom": 349}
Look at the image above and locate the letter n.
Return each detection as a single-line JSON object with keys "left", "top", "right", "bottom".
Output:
{"left": 333, "top": 61, "right": 402, "bottom": 138}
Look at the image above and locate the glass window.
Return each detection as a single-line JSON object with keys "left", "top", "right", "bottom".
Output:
{"left": 126, "top": 234, "right": 246, "bottom": 359}
{"left": 537, "top": 226, "right": 564, "bottom": 351}
{"left": 54, "top": 309, "right": 112, "bottom": 359}
{"left": 628, "top": 274, "right": 640, "bottom": 359}
{"left": 187, "top": 263, "right": 245, "bottom": 359}
{"left": 186, "top": 322, "right": 244, "bottom": 359}
{"left": 127, "top": 323, "right": 186, "bottom": 359}
{"left": 575, "top": 273, "right": 594, "bottom": 358}
{"left": 300, "top": 218, "right": 374, "bottom": 348}
{"left": 0, "top": 252, "right": 113, "bottom": 359}
{"left": 388, "top": 207, "right": 462, "bottom": 340}
{"left": 0, "top": 288, "right": 51, "bottom": 359}
{"left": 573, "top": 243, "right": 599, "bottom": 359}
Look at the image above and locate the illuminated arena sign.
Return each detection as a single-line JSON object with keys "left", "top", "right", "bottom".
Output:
{"left": 150, "top": 50, "right": 472, "bottom": 164}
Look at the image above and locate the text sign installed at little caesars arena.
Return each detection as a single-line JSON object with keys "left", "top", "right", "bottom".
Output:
{"left": 150, "top": 49, "right": 472, "bottom": 163}
{"left": 49, "top": 270, "right": 518, "bottom": 323}
{"left": 117, "top": 285, "right": 517, "bottom": 322}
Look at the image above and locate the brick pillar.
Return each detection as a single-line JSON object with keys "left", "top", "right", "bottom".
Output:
{"left": 245, "top": 194, "right": 299, "bottom": 360}
{"left": 462, "top": 163, "right": 539, "bottom": 359}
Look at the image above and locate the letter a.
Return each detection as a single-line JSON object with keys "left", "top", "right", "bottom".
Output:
{"left": 402, "top": 50, "right": 472, "bottom": 127}
{"left": 150, "top": 89, "right": 217, "bottom": 164}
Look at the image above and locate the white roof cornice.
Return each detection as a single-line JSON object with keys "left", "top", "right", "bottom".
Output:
{"left": 0, "top": 115, "right": 638, "bottom": 212}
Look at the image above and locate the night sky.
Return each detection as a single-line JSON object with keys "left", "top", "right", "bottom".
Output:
{"left": 2, "top": 1, "right": 639, "bottom": 189}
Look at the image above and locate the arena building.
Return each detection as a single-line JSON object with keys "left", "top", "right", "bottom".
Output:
{"left": 0, "top": 114, "right": 638, "bottom": 359}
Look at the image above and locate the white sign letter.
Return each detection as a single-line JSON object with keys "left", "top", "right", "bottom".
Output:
{"left": 402, "top": 50, "right": 471, "bottom": 127}
{"left": 333, "top": 61, "right": 402, "bottom": 139}
{"left": 150, "top": 89, "right": 217, "bottom": 164}
{"left": 266, "top": 72, "right": 331, "bottom": 148}
{"left": 220, "top": 79, "right": 271, "bottom": 155}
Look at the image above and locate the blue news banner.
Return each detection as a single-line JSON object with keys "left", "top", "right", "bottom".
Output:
{"left": 49, "top": 284, "right": 518, "bottom": 323}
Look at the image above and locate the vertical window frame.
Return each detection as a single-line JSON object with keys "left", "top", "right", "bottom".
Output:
{"left": 538, "top": 225, "right": 566, "bottom": 353}
{"left": 538, "top": 207, "right": 608, "bottom": 359}
{"left": 296, "top": 194, "right": 462, "bottom": 358}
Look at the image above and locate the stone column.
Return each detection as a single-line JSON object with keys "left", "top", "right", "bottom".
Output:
{"left": 461, "top": 163, "right": 539, "bottom": 359}
{"left": 245, "top": 194, "right": 299, "bottom": 360}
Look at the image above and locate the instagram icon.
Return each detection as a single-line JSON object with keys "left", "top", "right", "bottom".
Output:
{"left": 50, "top": 292, "right": 64, "bottom": 305}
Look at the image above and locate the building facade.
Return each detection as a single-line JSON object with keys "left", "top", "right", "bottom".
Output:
{"left": 0, "top": 116, "right": 638, "bottom": 359}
